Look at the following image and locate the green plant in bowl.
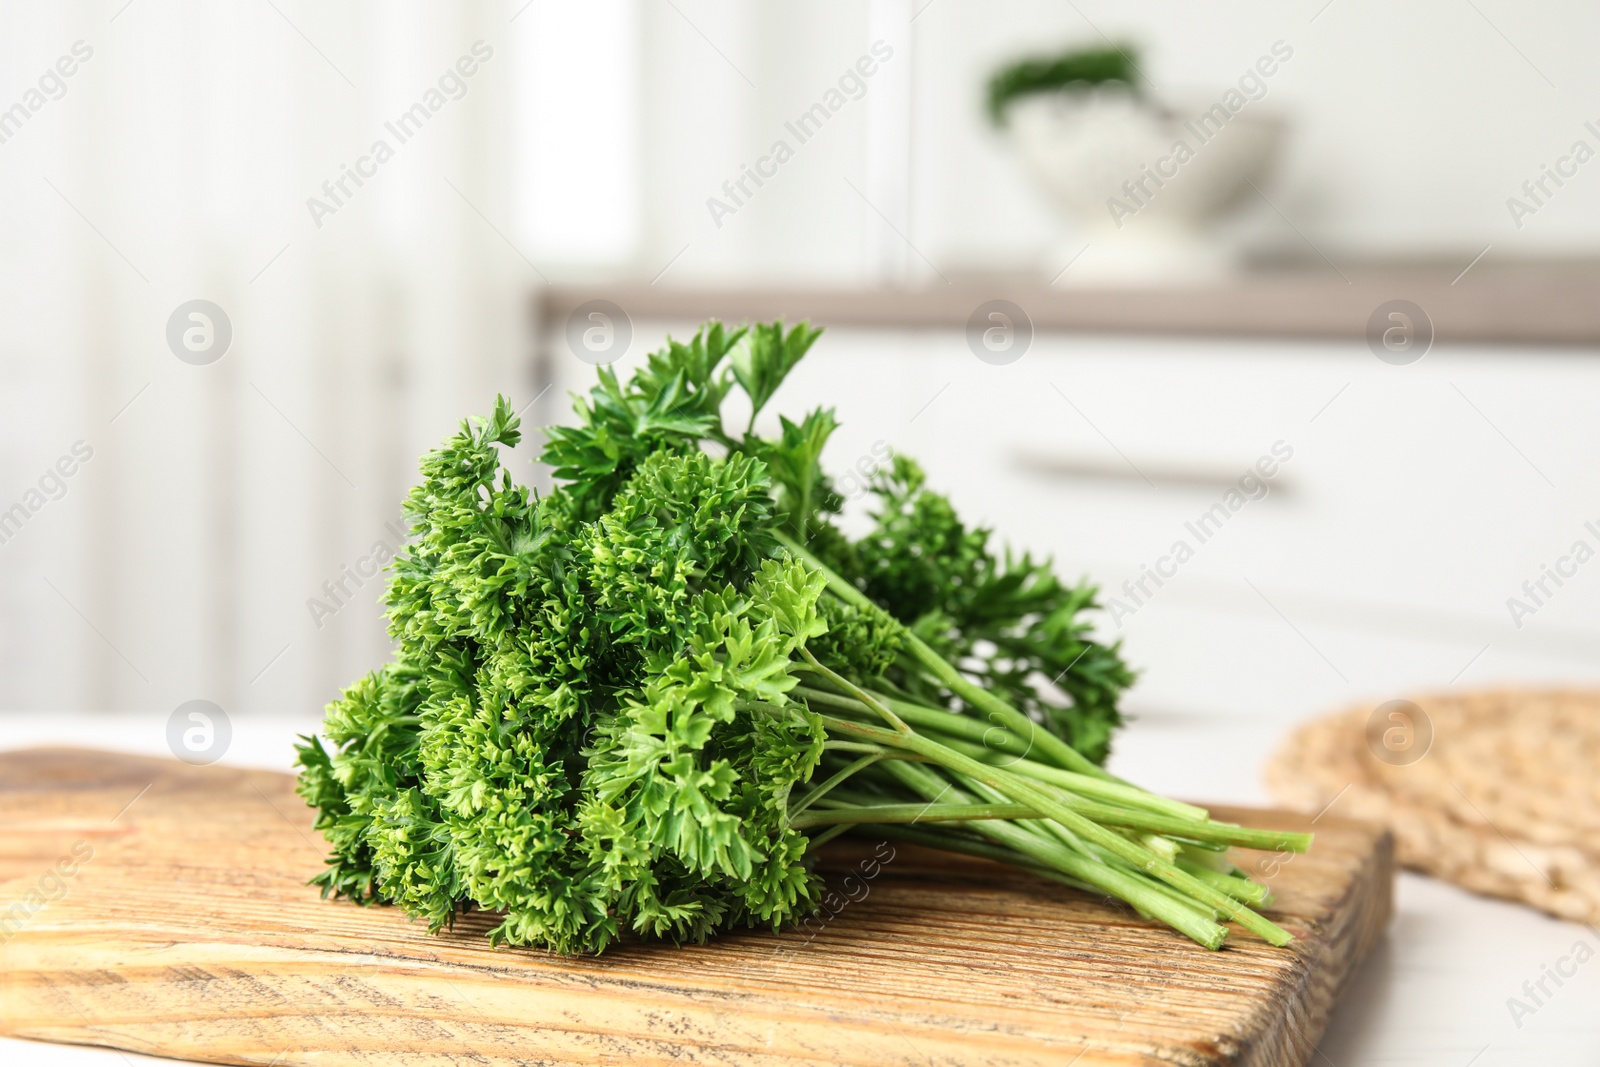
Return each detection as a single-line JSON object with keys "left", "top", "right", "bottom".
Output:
{"left": 987, "top": 44, "right": 1140, "bottom": 126}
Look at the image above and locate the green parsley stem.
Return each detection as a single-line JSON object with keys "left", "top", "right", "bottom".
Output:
{"left": 791, "top": 800, "right": 1038, "bottom": 827}
{"left": 1175, "top": 859, "right": 1273, "bottom": 906}
{"left": 792, "top": 795, "right": 1309, "bottom": 853}
{"left": 872, "top": 761, "right": 1228, "bottom": 948}
{"left": 796, "top": 648, "right": 910, "bottom": 734}
{"left": 870, "top": 823, "right": 1102, "bottom": 895}
{"left": 821, "top": 740, "right": 888, "bottom": 753}
{"left": 789, "top": 752, "right": 884, "bottom": 816}
{"left": 819, "top": 714, "right": 1295, "bottom": 947}
{"left": 796, "top": 684, "right": 1209, "bottom": 822}
{"left": 775, "top": 532, "right": 1122, "bottom": 783}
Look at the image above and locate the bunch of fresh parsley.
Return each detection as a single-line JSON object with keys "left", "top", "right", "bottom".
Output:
{"left": 295, "top": 320, "right": 1307, "bottom": 954}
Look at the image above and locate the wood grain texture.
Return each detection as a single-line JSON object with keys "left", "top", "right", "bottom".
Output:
{"left": 0, "top": 748, "right": 1392, "bottom": 1067}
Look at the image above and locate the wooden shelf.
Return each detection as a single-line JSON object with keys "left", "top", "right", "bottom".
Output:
{"left": 534, "top": 263, "right": 1600, "bottom": 347}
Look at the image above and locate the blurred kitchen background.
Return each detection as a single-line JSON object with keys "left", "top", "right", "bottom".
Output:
{"left": 5, "top": 0, "right": 1600, "bottom": 768}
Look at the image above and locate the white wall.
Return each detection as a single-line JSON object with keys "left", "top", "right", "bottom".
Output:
{"left": 633, "top": 0, "right": 1600, "bottom": 282}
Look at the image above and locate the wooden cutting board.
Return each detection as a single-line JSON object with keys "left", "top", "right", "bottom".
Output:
{"left": 0, "top": 748, "right": 1391, "bottom": 1067}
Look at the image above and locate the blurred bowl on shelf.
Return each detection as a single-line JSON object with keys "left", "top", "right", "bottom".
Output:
{"left": 1008, "top": 87, "right": 1287, "bottom": 282}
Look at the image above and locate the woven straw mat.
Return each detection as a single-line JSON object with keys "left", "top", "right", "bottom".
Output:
{"left": 1267, "top": 688, "right": 1600, "bottom": 924}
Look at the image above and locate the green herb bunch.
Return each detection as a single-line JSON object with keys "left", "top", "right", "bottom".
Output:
{"left": 295, "top": 320, "right": 1308, "bottom": 954}
{"left": 987, "top": 43, "right": 1141, "bottom": 126}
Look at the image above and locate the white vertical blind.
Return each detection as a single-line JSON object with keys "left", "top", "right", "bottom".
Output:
{"left": 0, "top": 2, "right": 528, "bottom": 717}
{"left": 865, "top": 0, "right": 914, "bottom": 283}
{"left": 512, "top": 0, "right": 641, "bottom": 264}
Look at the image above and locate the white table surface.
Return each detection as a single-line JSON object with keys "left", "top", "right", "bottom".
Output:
{"left": 3, "top": 711, "right": 1597, "bottom": 1067}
